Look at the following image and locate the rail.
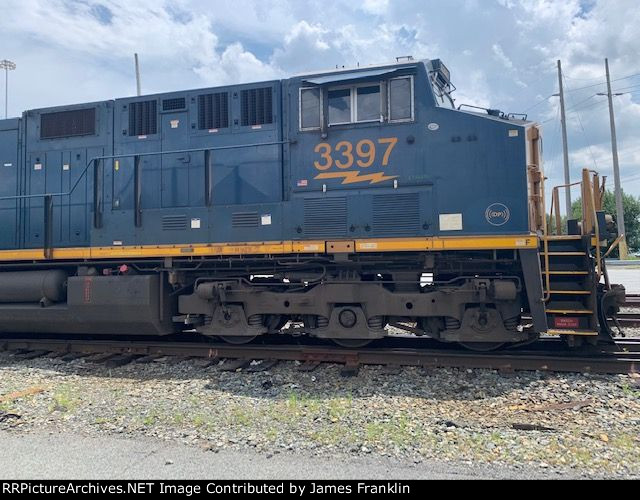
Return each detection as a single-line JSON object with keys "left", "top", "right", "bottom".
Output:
{"left": 1, "top": 336, "right": 638, "bottom": 375}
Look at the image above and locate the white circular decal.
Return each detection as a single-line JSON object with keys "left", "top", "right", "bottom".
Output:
{"left": 485, "top": 203, "right": 511, "bottom": 226}
{"left": 427, "top": 123, "right": 440, "bottom": 131}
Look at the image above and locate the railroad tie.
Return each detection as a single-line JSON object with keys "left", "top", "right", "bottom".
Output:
{"left": 297, "top": 361, "right": 321, "bottom": 372}
{"left": 13, "top": 350, "right": 50, "bottom": 361}
{"left": 104, "top": 354, "right": 140, "bottom": 368}
{"left": 245, "top": 359, "right": 279, "bottom": 373}
{"left": 218, "top": 358, "right": 251, "bottom": 372}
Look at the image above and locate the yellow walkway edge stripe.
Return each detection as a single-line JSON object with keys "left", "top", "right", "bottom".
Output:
{"left": 0, "top": 235, "right": 539, "bottom": 262}
{"left": 547, "top": 329, "right": 599, "bottom": 337}
{"left": 356, "top": 235, "right": 538, "bottom": 252}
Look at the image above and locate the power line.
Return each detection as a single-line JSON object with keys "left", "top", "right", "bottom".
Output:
{"left": 568, "top": 99, "right": 609, "bottom": 114}
{"left": 522, "top": 73, "right": 640, "bottom": 116}
{"left": 611, "top": 83, "right": 640, "bottom": 93}
{"left": 563, "top": 71, "right": 640, "bottom": 93}
{"left": 563, "top": 73, "right": 605, "bottom": 82}
{"left": 565, "top": 93, "right": 598, "bottom": 111}
{"left": 546, "top": 102, "right": 562, "bottom": 177}
{"left": 523, "top": 93, "right": 555, "bottom": 113}
{"left": 563, "top": 73, "right": 600, "bottom": 171}
{"left": 524, "top": 72, "right": 640, "bottom": 115}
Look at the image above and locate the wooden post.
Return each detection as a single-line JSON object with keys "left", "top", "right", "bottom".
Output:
{"left": 553, "top": 188, "right": 561, "bottom": 235}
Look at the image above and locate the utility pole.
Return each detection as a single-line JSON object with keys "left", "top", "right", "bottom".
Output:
{"left": 557, "top": 60, "right": 572, "bottom": 218}
{"left": 134, "top": 53, "right": 142, "bottom": 96}
{"left": 0, "top": 59, "right": 16, "bottom": 119}
{"left": 599, "top": 58, "right": 628, "bottom": 260}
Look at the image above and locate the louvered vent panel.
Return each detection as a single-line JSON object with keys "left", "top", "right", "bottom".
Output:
{"left": 304, "top": 198, "right": 347, "bottom": 237}
{"left": 128, "top": 100, "right": 157, "bottom": 136}
{"left": 241, "top": 87, "right": 273, "bottom": 127}
{"left": 373, "top": 193, "right": 420, "bottom": 236}
{"left": 40, "top": 108, "right": 96, "bottom": 139}
{"left": 162, "top": 215, "right": 188, "bottom": 231}
{"left": 232, "top": 212, "right": 259, "bottom": 228}
{"left": 162, "top": 97, "right": 186, "bottom": 111}
{"left": 198, "top": 92, "right": 229, "bottom": 130}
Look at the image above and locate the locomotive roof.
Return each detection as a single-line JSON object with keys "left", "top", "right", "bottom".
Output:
{"left": 291, "top": 59, "right": 423, "bottom": 80}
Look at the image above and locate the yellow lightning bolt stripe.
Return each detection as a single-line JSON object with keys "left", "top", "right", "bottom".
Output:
{"left": 314, "top": 171, "right": 398, "bottom": 185}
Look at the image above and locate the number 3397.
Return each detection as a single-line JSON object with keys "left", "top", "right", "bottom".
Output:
{"left": 313, "top": 138, "right": 398, "bottom": 171}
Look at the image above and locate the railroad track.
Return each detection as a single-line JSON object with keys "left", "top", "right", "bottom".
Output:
{"left": 625, "top": 294, "right": 640, "bottom": 307}
{"left": 617, "top": 313, "right": 640, "bottom": 328}
{"left": 1, "top": 335, "right": 638, "bottom": 376}
{"left": 615, "top": 293, "right": 640, "bottom": 328}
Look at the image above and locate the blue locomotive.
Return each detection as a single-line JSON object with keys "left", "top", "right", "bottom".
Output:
{"left": 0, "top": 58, "right": 624, "bottom": 348}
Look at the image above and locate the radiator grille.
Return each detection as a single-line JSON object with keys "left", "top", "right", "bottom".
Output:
{"left": 232, "top": 212, "right": 259, "bottom": 228}
{"left": 241, "top": 87, "right": 273, "bottom": 127}
{"left": 40, "top": 108, "right": 96, "bottom": 139}
{"left": 162, "top": 215, "right": 188, "bottom": 231}
{"left": 162, "top": 97, "right": 186, "bottom": 111}
{"left": 304, "top": 198, "right": 347, "bottom": 237}
{"left": 128, "top": 100, "right": 157, "bottom": 136}
{"left": 373, "top": 193, "right": 420, "bottom": 236}
{"left": 198, "top": 92, "right": 229, "bottom": 130}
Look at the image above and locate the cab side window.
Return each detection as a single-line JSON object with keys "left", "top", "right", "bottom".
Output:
{"left": 328, "top": 88, "right": 352, "bottom": 125}
{"left": 299, "top": 74, "right": 414, "bottom": 131}
{"left": 389, "top": 77, "right": 413, "bottom": 122}
{"left": 356, "top": 85, "right": 381, "bottom": 122}
{"left": 300, "top": 88, "right": 321, "bottom": 130}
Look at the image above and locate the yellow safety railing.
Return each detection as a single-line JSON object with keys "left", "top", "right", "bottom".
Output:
{"left": 543, "top": 169, "right": 606, "bottom": 301}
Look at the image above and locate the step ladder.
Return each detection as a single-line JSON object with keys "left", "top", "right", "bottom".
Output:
{"left": 541, "top": 235, "right": 599, "bottom": 337}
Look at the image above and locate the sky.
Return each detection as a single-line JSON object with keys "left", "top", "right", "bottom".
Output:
{"left": 0, "top": 0, "right": 639, "bottom": 212}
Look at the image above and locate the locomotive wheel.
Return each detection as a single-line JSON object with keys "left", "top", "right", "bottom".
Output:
{"left": 332, "top": 338, "right": 374, "bottom": 348}
{"left": 458, "top": 342, "right": 505, "bottom": 352}
{"left": 219, "top": 336, "right": 258, "bottom": 345}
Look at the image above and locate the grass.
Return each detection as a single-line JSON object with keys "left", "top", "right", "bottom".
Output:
{"left": 229, "top": 407, "right": 252, "bottom": 427}
{"left": 192, "top": 414, "right": 209, "bottom": 428}
{"left": 611, "top": 433, "right": 639, "bottom": 451}
{"left": 621, "top": 383, "right": 640, "bottom": 398}
{"left": 142, "top": 412, "right": 159, "bottom": 426}
{"left": 264, "top": 427, "right": 279, "bottom": 442}
{"left": 49, "top": 385, "right": 79, "bottom": 413}
{"left": 327, "top": 394, "right": 353, "bottom": 421}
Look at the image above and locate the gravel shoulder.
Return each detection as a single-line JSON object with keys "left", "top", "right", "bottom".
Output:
{"left": 1, "top": 351, "right": 639, "bottom": 479}
{"left": 0, "top": 429, "right": 571, "bottom": 480}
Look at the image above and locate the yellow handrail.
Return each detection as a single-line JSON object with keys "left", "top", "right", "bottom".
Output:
{"left": 584, "top": 169, "right": 602, "bottom": 283}
{"left": 543, "top": 173, "right": 606, "bottom": 301}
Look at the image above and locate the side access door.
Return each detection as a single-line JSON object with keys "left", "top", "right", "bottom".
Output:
{"left": 0, "top": 119, "right": 20, "bottom": 249}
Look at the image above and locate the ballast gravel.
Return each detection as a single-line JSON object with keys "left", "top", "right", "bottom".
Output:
{"left": 1, "top": 350, "right": 639, "bottom": 478}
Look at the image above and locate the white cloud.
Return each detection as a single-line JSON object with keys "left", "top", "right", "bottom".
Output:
{"left": 361, "top": 0, "right": 390, "bottom": 15}
{"left": 0, "top": 0, "right": 637, "bottom": 198}
{"left": 492, "top": 44, "right": 514, "bottom": 69}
